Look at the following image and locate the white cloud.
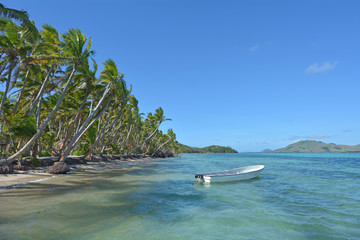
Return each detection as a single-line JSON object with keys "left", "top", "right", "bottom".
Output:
{"left": 305, "top": 61, "right": 338, "bottom": 74}
{"left": 249, "top": 44, "right": 259, "bottom": 52}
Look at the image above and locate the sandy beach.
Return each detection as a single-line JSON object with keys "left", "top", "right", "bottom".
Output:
{"left": 0, "top": 156, "right": 152, "bottom": 189}
{"left": 0, "top": 171, "right": 54, "bottom": 188}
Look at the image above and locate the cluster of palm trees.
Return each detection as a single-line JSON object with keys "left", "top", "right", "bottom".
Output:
{"left": 0, "top": 4, "right": 177, "bottom": 167}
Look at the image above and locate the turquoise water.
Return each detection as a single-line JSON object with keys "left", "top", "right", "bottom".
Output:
{"left": 1, "top": 153, "right": 360, "bottom": 240}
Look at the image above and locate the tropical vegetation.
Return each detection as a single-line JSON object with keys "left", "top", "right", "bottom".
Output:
{"left": 177, "top": 144, "right": 238, "bottom": 153}
{"left": 0, "top": 4, "right": 177, "bottom": 172}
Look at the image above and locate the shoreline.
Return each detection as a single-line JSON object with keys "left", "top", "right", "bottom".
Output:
{"left": 0, "top": 154, "right": 170, "bottom": 189}
{"left": 0, "top": 171, "right": 55, "bottom": 189}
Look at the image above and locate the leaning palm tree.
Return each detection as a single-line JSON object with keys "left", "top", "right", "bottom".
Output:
{"left": 26, "top": 24, "right": 61, "bottom": 116}
{"left": 0, "top": 20, "right": 33, "bottom": 120}
{"left": 1, "top": 28, "right": 93, "bottom": 165}
{"left": 88, "top": 64, "right": 130, "bottom": 157}
{"left": 141, "top": 107, "right": 171, "bottom": 151}
{"left": 57, "top": 58, "right": 97, "bottom": 154}
{"left": 60, "top": 59, "right": 127, "bottom": 161}
{"left": 151, "top": 129, "right": 176, "bottom": 156}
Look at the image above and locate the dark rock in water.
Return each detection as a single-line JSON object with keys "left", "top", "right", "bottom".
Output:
{"left": 47, "top": 162, "right": 70, "bottom": 174}
{"left": 0, "top": 164, "right": 13, "bottom": 174}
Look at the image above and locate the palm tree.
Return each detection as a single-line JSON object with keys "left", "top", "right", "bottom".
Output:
{"left": 58, "top": 59, "right": 122, "bottom": 161}
{"left": 57, "top": 58, "right": 98, "bottom": 154}
{"left": 91, "top": 67, "right": 131, "bottom": 156}
{"left": 0, "top": 20, "right": 33, "bottom": 120}
{"left": 141, "top": 107, "right": 171, "bottom": 152}
{"left": 0, "top": 7, "right": 178, "bottom": 169}
{"left": 1, "top": 28, "right": 93, "bottom": 165}
{"left": 0, "top": 3, "right": 39, "bottom": 40}
{"left": 99, "top": 85, "right": 132, "bottom": 155}
{"left": 151, "top": 129, "right": 176, "bottom": 156}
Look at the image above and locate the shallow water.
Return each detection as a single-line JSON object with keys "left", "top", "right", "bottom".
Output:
{"left": 1, "top": 153, "right": 360, "bottom": 240}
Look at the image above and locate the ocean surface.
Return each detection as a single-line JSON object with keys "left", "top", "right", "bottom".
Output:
{"left": 1, "top": 153, "right": 360, "bottom": 240}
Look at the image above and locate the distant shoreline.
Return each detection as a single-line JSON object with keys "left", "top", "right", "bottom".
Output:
{"left": 267, "top": 140, "right": 360, "bottom": 153}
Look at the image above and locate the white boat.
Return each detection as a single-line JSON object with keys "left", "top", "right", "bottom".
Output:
{"left": 195, "top": 165, "right": 265, "bottom": 183}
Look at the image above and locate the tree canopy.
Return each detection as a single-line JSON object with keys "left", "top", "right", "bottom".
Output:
{"left": 0, "top": 5, "right": 177, "bottom": 169}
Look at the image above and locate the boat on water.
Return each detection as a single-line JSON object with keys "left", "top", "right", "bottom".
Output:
{"left": 195, "top": 165, "right": 265, "bottom": 183}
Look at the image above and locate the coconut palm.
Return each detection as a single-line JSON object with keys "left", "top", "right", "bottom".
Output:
{"left": 26, "top": 24, "right": 61, "bottom": 116}
{"left": 59, "top": 58, "right": 122, "bottom": 161}
{"left": 57, "top": 58, "right": 98, "bottom": 154}
{"left": 152, "top": 129, "right": 176, "bottom": 156}
{"left": 0, "top": 6, "right": 178, "bottom": 171}
{"left": 2, "top": 28, "right": 93, "bottom": 165}
{"left": 0, "top": 3, "right": 38, "bottom": 41}
{"left": 0, "top": 20, "right": 34, "bottom": 120}
{"left": 141, "top": 107, "right": 171, "bottom": 152}
{"left": 93, "top": 71, "right": 131, "bottom": 156}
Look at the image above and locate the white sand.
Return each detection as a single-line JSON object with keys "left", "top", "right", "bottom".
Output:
{"left": 0, "top": 171, "right": 53, "bottom": 188}
{"left": 0, "top": 157, "right": 149, "bottom": 188}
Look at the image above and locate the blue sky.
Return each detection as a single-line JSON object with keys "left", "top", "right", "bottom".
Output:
{"left": 2, "top": 0, "right": 360, "bottom": 151}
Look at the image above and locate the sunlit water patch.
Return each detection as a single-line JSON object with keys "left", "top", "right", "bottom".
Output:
{"left": 1, "top": 153, "right": 359, "bottom": 239}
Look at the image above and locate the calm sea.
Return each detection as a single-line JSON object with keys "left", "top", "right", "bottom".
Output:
{"left": 1, "top": 153, "right": 359, "bottom": 240}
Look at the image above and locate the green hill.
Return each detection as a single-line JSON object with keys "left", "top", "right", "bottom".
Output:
{"left": 272, "top": 140, "right": 360, "bottom": 153}
{"left": 177, "top": 144, "right": 238, "bottom": 153}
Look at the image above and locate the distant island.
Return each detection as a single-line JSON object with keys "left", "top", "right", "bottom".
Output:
{"left": 177, "top": 144, "right": 238, "bottom": 153}
{"left": 267, "top": 140, "right": 360, "bottom": 153}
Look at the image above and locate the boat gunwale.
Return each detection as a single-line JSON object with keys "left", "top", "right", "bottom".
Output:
{"left": 195, "top": 165, "right": 264, "bottom": 178}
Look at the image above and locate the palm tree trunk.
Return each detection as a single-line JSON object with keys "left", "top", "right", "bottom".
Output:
{"left": 58, "top": 86, "right": 89, "bottom": 154}
{"left": 13, "top": 69, "right": 29, "bottom": 115}
{"left": 124, "top": 125, "right": 133, "bottom": 155}
{"left": 59, "top": 86, "right": 112, "bottom": 162}
{"left": 0, "top": 61, "right": 14, "bottom": 120}
{"left": 98, "top": 106, "right": 123, "bottom": 152}
{"left": 146, "top": 135, "right": 157, "bottom": 153}
{"left": 65, "top": 95, "right": 113, "bottom": 160}
{"left": 56, "top": 120, "right": 63, "bottom": 139}
{"left": 27, "top": 64, "right": 54, "bottom": 116}
{"left": 141, "top": 122, "right": 161, "bottom": 150}
{"left": 151, "top": 137, "right": 171, "bottom": 156}
{"left": 1, "top": 67, "right": 77, "bottom": 165}
{"left": 87, "top": 106, "right": 115, "bottom": 157}
{"left": 110, "top": 114, "right": 123, "bottom": 139}
{"left": 32, "top": 96, "right": 42, "bottom": 157}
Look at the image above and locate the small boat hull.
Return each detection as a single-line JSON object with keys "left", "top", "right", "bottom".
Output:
{"left": 195, "top": 165, "right": 264, "bottom": 183}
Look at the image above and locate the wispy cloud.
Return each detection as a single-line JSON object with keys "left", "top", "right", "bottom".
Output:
{"left": 249, "top": 44, "right": 259, "bottom": 52}
{"left": 288, "top": 136, "right": 302, "bottom": 141}
{"left": 305, "top": 61, "right": 338, "bottom": 74}
{"left": 342, "top": 129, "right": 354, "bottom": 133}
{"left": 288, "top": 134, "right": 331, "bottom": 141}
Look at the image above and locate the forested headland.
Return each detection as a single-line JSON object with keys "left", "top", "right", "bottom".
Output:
{"left": 269, "top": 140, "right": 360, "bottom": 153}
{"left": 177, "top": 144, "right": 238, "bottom": 153}
{"left": 0, "top": 4, "right": 178, "bottom": 174}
